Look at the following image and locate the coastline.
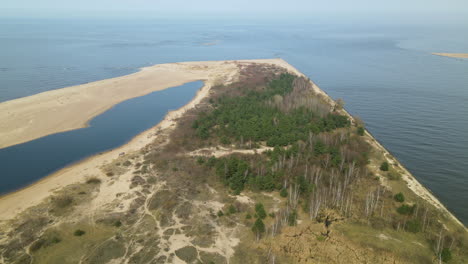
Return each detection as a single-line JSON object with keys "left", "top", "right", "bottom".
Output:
{"left": 0, "top": 77, "right": 213, "bottom": 221}
{"left": 432, "top": 53, "right": 468, "bottom": 59}
{"left": 0, "top": 60, "right": 249, "bottom": 149}
{"left": 0, "top": 59, "right": 464, "bottom": 231}
{"left": 278, "top": 60, "right": 466, "bottom": 229}
{"left": 0, "top": 59, "right": 272, "bottom": 220}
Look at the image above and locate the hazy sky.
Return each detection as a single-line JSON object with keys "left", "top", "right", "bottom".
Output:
{"left": 2, "top": 0, "right": 468, "bottom": 22}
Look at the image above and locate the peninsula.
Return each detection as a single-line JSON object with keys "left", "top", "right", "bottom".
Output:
{"left": 0, "top": 59, "right": 466, "bottom": 263}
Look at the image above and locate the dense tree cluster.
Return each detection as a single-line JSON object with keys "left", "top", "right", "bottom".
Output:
{"left": 192, "top": 73, "right": 349, "bottom": 146}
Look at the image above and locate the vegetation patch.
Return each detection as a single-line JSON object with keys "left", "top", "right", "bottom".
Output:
{"left": 380, "top": 161, "right": 389, "bottom": 171}
{"left": 175, "top": 246, "right": 198, "bottom": 263}
{"left": 394, "top": 192, "right": 405, "bottom": 203}
{"left": 86, "top": 177, "right": 101, "bottom": 184}
{"left": 73, "top": 229, "right": 85, "bottom": 236}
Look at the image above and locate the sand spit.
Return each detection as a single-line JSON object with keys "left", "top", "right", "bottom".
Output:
{"left": 432, "top": 53, "right": 468, "bottom": 59}
{"left": 0, "top": 59, "right": 279, "bottom": 221}
{"left": 0, "top": 59, "right": 464, "bottom": 231}
{"left": 0, "top": 59, "right": 275, "bottom": 149}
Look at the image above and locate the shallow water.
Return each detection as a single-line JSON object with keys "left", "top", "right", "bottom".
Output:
{"left": 0, "top": 81, "right": 203, "bottom": 194}
{"left": 0, "top": 18, "right": 467, "bottom": 225}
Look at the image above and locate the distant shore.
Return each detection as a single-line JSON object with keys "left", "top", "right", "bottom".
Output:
{"left": 0, "top": 59, "right": 464, "bottom": 231}
{"left": 432, "top": 53, "right": 468, "bottom": 58}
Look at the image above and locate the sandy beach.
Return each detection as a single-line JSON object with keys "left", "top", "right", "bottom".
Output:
{"left": 0, "top": 59, "right": 464, "bottom": 230}
{"left": 432, "top": 53, "right": 468, "bottom": 58}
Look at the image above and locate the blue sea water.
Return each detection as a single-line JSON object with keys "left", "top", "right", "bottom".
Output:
{"left": 0, "top": 18, "right": 467, "bottom": 225}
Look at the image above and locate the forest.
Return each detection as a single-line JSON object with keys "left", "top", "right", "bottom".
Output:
{"left": 192, "top": 73, "right": 349, "bottom": 147}
{"left": 182, "top": 66, "right": 467, "bottom": 263}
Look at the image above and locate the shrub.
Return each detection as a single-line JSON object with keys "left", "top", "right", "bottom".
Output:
{"left": 228, "top": 204, "right": 237, "bottom": 214}
{"left": 52, "top": 195, "right": 73, "bottom": 208}
{"left": 255, "top": 203, "right": 267, "bottom": 219}
{"left": 335, "top": 98, "right": 345, "bottom": 110}
{"left": 220, "top": 136, "right": 231, "bottom": 145}
{"left": 113, "top": 220, "right": 122, "bottom": 227}
{"left": 394, "top": 192, "right": 405, "bottom": 202}
{"left": 288, "top": 210, "right": 297, "bottom": 226}
{"left": 251, "top": 218, "right": 265, "bottom": 236}
{"left": 246, "top": 214, "right": 252, "bottom": 219}
{"left": 206, "top": 156, "right": 217, "bottom": 167}
{"left": 397, "top": 204, "right": 415, "bottom": 215}
{"left": 86, "top": 177, "right": 101, "bottom": 184}
{"left": 196, "top": 157, "right": 205, "bottom": 165}
{"left": 74, "top": 229, "right": 86, "bottom": 236}
{"left": 406, "top": 220, "right": 421, "bottom": 233}
{"left": 388, "top": 171, "right": 401, "bottom": 180}
{"left": 215, "top": 157, "right": 250, "bottom": 193}
{"left": 440, "top": 248, "right": 452, "bottom": 263}
{"left": 29, "top": 235, "right": 61, "bottom": 252}
{"left": 122, "top": 160, "right": 132, "bottom": 166}
{"left": 280, "top": 188, "right": 288, "bottom": 197}
{"left": 357, "top": 126, "right": 365, "bottom": 136}
{"left": 217, "top": 210, "right": 224, "bottom": 217}
{"left": 380, "top": 161, "right": 389, "bottom": 171}
{"left": 269, "top": 212, "right": 275, "bottom": 218}
{"left": 105, "top": 172, "right": 114, "bottom": 177}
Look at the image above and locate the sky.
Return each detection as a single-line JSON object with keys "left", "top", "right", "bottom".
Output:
{"left": 2, "top": 0, "right": 468, "bottom": 23}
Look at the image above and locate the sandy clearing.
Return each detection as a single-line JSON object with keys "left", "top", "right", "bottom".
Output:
{"left": 432, "top": 53, "right": 468, "bottom": 58}
{"left": 187, "top": 146, "right": 273, "bottom": 158}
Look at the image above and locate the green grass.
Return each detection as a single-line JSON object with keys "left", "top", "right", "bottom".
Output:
{"left": 336, "top": 222, "right": 434, "bottom": 263}
{"left": 31, "top": 222, "right": 115, "bottom": 264}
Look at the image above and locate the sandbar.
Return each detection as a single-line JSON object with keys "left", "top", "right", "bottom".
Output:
{"left": 432, "top": 53, "right": 468, "bottom": 58}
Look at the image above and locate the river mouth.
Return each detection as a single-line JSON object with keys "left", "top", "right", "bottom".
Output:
{"left": 0, "top": 81, "right": 204, "bottom": 195}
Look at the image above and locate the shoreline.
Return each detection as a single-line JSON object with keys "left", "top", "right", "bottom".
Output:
{"left": 0, "top": 77, "right": 214, "bottom": 221}
{"left": 432, "top": 52, "right": 468, "bottom": 59}
{"left": 0, "top": 59, "right": 464, "bottom": 230}
{"left": 278, "top": 61, "right": 466, "bottom": 230}
{"left": 0, "top": 60, "right": 262, "bottom": 149}
{"left": 0, "top": 59, "right": 273, "bottom": 220}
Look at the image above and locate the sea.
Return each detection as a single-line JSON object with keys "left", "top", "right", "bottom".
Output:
{"left": 0, "top": 18, "right": 467, "bottom": 225}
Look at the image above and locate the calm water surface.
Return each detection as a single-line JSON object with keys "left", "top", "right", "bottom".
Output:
{"left": 0, "top": 81, "right": 203, "bottom": 194}
{"left": 0, "top": 18, "right": 467, "bottom": 224}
